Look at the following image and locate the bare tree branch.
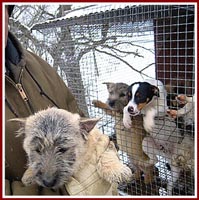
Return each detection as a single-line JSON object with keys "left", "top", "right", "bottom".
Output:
{"left": 114, "top": 41, "right": 155, "bottom": 54}
{"left": 95, "top": 47, "right": 154, "bottom": 79}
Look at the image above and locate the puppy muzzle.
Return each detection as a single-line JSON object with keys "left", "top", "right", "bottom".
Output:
{"left": 127, "top": 106, "right": 140, "bottom": 116}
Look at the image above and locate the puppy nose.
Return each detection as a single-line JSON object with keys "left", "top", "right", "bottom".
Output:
{"left": 43, "top": 178, "right": 56, "bottom": 188}
{"left": 128, "top": 106, "right": 134, "bottom": 113}
{"left": 109, "top": 100, "right": 115, "bottom": 107}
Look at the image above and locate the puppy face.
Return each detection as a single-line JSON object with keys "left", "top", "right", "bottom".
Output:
{"left": 23, "top": 108, "right": 82, "bottom": 189}
{"left": 103, "top": 82, "right": 129, "bottom": 113}
{"left": 125, "top": 82, "right": 159, "bottom": 116}
{"left": 14, "top": 107, "right": 99, "bottom": 189}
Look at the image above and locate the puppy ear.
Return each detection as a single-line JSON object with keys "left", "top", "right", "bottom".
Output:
{"left": 151, "top": 85, "right": 160, "bottom": 97}
{"left": 80, "top": 118, "right": 101, "bottom": 133}
{"left": 8, "top": 118, "right": 26, "bottom": 137}
{"left": 102, "top": 82, "right": 114, "bottom": 89}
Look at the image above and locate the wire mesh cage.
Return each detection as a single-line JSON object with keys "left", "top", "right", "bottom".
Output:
{"left": 10, "top": 3, "right": 196, "bottom": 196}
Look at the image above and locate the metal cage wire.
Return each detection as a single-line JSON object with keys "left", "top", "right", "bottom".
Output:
{"left": 11, "top": 4, "right": 195, "bottom": 196}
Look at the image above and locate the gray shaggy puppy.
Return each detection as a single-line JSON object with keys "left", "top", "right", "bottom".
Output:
{"left": 11, "top": 107, "right": 132, "bottom": 195}
{"left": 15, "top": 108, "right": 88, "bottom": 189}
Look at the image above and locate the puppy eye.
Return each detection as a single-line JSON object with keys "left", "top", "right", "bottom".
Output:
{"left": 136, "top": 92, "right": 140, "bottom": 97}
{"left": 119, "top": 93, "right": 126, "bottom": 97}
{"left": 35, "top": 148, "right": 42, "bottom": 154}
{"left": 57, "top": 147, "right": 68, "bottom": 153}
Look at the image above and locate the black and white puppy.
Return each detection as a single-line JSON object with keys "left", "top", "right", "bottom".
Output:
{"left": 123, "top": 80, "right": 168, "bottom": 132}
{"left": 123, "top": 80, "right": 194, "bottom": 195}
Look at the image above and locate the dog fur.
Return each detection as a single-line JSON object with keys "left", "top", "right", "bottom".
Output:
{"left": 167, "top": 93, "right": 195, "bottom": 194}
{"left": 102, "top": 82, "right": 129, "bottom": 113}
{"left": 123, "top": 80, "right": 195, "bottom": 195}
{"left": 123, "top": 79, "right": 168, "bottom": 132}
{"left": 11, "top": 107, "right": 132, "bottom": 195}
{"left": 167, "top": 94, "right": 195, "bottom": 127}
{"left": 92, "top": 82, "right": 155, "bottom": 184}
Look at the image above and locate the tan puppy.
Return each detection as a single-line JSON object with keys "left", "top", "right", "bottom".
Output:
{"left": 92, "top": 82, "right": 156, "bottom": 184}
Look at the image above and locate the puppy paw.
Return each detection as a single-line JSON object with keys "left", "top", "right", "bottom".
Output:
{"left": 167, "top": 109, "right": 177, "bottom": 118}
{"left": 22, "top": 168, "right": 35, "bottom": 186}
{"left": 92, "top": 100, "right": 111, "bottom": 111}
{"left": 92, "top": 100, "right": 103, "bottom": 107}
{"left": 143, "top": 118, "right": 154, "bottom": 133}
{"left": 123, "top": 117, "right": 132, "bottom": 129}
{"left": 97, "top": 142, "right": 132, "bottom": 183}
{"left": 143, "top": 110, "right": 156, "bottom": 133}
{"left": 123, "top": 107, "right": 132, "bottom": 129}
{"left": 123, "top": 119, "right": 132, "bottom": 129}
